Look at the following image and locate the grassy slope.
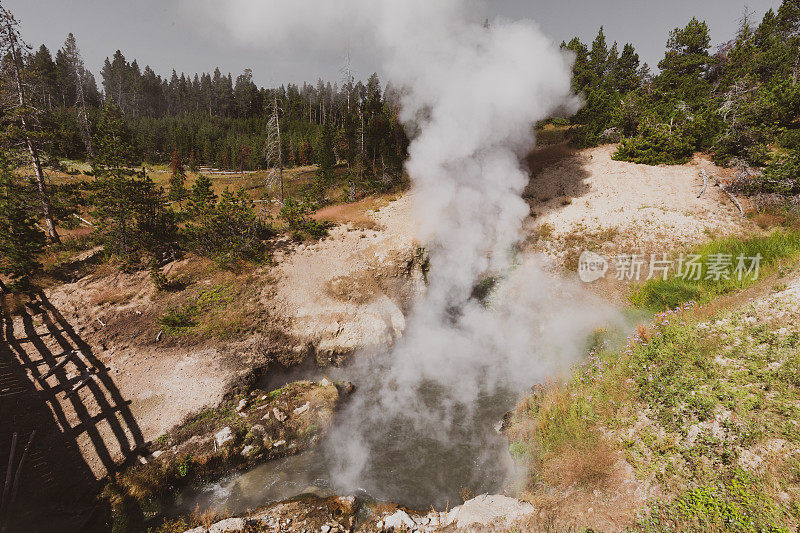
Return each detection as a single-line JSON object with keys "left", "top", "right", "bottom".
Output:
{"left": 509, "top": 221, "right": 800, "bottom": 531}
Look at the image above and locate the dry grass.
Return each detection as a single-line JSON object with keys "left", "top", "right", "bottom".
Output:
{"left": 538, "top": 440, "right": 618, "bottom": 489}
{"left": 313, "top": 194, "right": 395, "bottom": 230}
{"left": 0, "top": 292, "right": 28, "bottom": 316}
{"left": 508, "top": 380, "right": 622, "bottom": 491}
{"left": 90, "top": 286, "right": 139, "bottom": 306}
{"left": 749, "top": 204, "right": 800, "bottom": 231}
{"left": 561, "top": 227, "right": 620, "bottom": 270}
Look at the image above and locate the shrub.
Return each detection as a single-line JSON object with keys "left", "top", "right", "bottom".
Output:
{"left": 613, "top": 123, "right": 694, "bottom": 165}
{"left": 279, "top": 196, "right": 329, "bottom": 239}
{"left": 158, "top": 305, "right": 197, "bottom": 331}
{"left": 183, "top": 187, "right": 274, "bottom": 266}
{"left": 739, "top": 151, "right": 800, "bottom": 197}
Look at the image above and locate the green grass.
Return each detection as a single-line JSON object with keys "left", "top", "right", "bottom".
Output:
{"left": 511, "top": 300, "right": 800, "bottom": 529}
{"left": 157, "top": 304, "right": 198, "bottom": 331}
{"left": 631, "top": 230, "right": 800, "bottom": 311}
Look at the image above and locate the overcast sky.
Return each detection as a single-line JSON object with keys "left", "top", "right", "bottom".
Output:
{"left": 5, "top": 0, "right": 783, "bottom": 88}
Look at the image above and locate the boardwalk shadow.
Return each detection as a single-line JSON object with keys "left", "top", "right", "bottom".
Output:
{"left": 0, "top": 290, "right": 145, "bottom": 532}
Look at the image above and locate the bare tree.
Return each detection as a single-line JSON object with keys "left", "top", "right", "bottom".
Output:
{"left": 0, "top": 2, "right": 58, "bottom": 242}
{"left": 264, "top": 96, "right": 284, "bottom": 201}
{"left": 61, "top": 33, "right": 95, "bottom": 157}
{"left": 340, "top": 52, "right": 363, "bottom": 201}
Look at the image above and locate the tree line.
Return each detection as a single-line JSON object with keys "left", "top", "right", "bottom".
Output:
{"left": 30, "top": 38, "right": 407, "bottom": 174}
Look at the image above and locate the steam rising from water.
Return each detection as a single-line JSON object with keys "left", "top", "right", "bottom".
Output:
{"left": 204, "top": 0, "right": 617, "bottom": 505}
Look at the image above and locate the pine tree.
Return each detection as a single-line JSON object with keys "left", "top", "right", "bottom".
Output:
{"left": 315, "top": 120, "right": 336, "bottom": 188}
{"left": 30, "top": 44, "right": 58, "bottom": 109}
{"left": 0, "top": 152, "right": 45, "bottom": 287}
{"left": 91, "top": 103, "right": 171, "bottom": 257}
{"left": 613, "top": 43, "right": 641, "bottom": 94}
{"left": 168, "top": 150, "right": 188, "bottom": 207}
{"left": 189, "top": 174, "right": 217, "bottom": 216}
{"left": 59, "top": 33, "right": 94, "bottom": 156}
{"left": 657, "top": 18, "right": 713, "bottom": 106}
{"left": 589, "top": 27, "right": 609, "bottom": 81}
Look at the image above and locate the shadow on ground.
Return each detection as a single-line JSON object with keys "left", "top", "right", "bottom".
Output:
{"left": 1, "top": 290, "right": 145, "bottom": 532}
{"left": 523, "top": 142, "right": 592, "bottom": 219}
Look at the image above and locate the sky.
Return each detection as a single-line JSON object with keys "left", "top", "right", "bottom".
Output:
{"left": 5, "top": 0, "right": 784, "bottom": 88}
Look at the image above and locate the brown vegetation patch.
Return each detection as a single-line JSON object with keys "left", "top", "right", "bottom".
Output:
{"left": 538, "top": 440, "right": 618, "bottom": 489}
{"left": 90, "top": 286, "right": 140, "bottom": 307}
{"left": 313, "top": 195, "right": 394, "bottom": 230}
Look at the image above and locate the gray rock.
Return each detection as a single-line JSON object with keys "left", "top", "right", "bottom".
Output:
{"left": 293, "top": 401, "right": 310, "bottom": 415}
{"left": 236, "top": 399, "right": 248, "bottom": 413}
{"left": 444, "top": 494, "right": 535, "bottom": 528}
{"left": 183, "top": 517, "right": 249, "bottom": 533}
{"left": 382, "top": 510, "right": 416, "bottom": 530}
{"left": 214, "top": 427, "right": 233, "bottom": 447}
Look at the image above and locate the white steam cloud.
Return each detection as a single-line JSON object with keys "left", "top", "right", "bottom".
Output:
{"left": 199, "top": 0, "right": 618, "bottom": 504}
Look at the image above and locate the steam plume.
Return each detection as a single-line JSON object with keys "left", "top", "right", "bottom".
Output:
{"left": 200, "top": 0, "right": 617, "bottom": 505}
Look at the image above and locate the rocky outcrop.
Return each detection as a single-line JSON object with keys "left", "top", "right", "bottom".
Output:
{"left": 268, "top": 194, "right": 424, "bottom": 362}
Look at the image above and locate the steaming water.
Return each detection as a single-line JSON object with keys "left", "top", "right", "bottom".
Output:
{"left": 173, "top": 358, "right": 520, "bottom": 516}
{"left": 182, "top": 0, "right": 610, "bottom": 518}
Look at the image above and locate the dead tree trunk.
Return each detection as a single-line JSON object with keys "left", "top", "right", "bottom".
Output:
{"left": 4, "top": 18, "right": 59, "bottom": 242}
{"left": 74, "top": 66, "right": 94, "bottom": 158}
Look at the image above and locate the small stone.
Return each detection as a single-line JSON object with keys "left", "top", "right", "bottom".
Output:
{"left": 236, "top": 399, "right": 248, "bottom": 413}
{"left": 293, "top": 401, "right": 310, "bottom": 415}
{"left": 321, "top": 526, "right": 331, "bottom": 533}
{"left": 273, "top": 408, "right": 287, "bottom": 422}
{"left": 272, "top": 440, "right": 286, "bottom": 448}
{"left": 214, "top": 427, "right": 234, "bottom": 447}
{"left": 685, "top": 424, "right": 701, "bottom": 446}
{"left": 241, "top": 445, "right": 255, "bottom": 456}
{"left": 382, "top": 510, "right": 416, "bottom": 530}
{"left": 320, "top": 378, "right": 332, "bottom": 387}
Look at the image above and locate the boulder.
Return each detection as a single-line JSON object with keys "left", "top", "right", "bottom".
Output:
{"left": 443, "top": 495, "right": 535, "bottom": 528}
{"left": 378, "top": 510, "right": 416, "bottom": 530}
